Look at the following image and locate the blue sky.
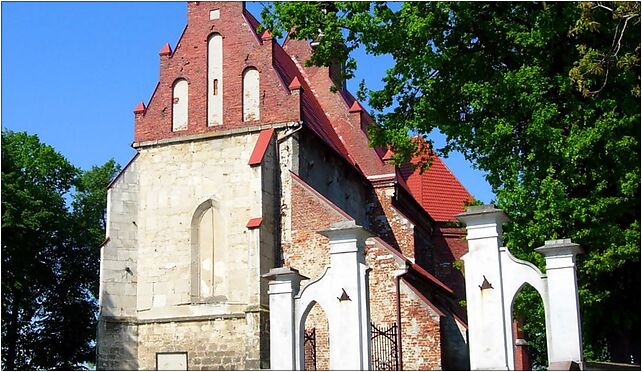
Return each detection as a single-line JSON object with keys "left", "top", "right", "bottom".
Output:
{"left": 2, "top": 2, "right": 494, "bottom": 203}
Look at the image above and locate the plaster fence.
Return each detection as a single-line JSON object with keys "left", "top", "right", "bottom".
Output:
{"left": 457, "top": 205, "right": 584, "bottom": 370}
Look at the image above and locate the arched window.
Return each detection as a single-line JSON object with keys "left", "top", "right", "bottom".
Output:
{"left": 172, "top": 79, "right": 188, "bottom": 131}
{"left": 190, "top": 200, "right": 225, "bottom": 301}
{"left": 242, "top": 67, "right": 260, "bottom": 121}
{"left": 207, "top": 33, "right": 223, "bottom": 126}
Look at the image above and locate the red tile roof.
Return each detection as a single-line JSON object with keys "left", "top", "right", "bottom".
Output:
{"left": 272, "top": 42, "right": 356, "bottom": 169}
{"left": 399, "top": 154, "right": 473, "bottom": 222}
{"left": 263, "top": 11, "right": 472, "bottom": 223}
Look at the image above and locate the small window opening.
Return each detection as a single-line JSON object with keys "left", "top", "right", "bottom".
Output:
{"left": 213, "top": 79, "right": 219, "bottom": 96}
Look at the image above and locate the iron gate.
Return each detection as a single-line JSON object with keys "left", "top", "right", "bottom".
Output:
{"left": 370, "top": 322, "right": 399, "bottom": 370}
{"left": 304, "top": 328, "right": 317, "bottom": 370}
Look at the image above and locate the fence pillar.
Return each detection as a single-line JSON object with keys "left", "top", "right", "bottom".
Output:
{"left": 318, "top": 221, "right": 373, "bottom": 370}
{"left": 263, "top": 267, "right": 308, "bottom": 370}
{"left": 535, "top": 239, "right": 584, "bottom": 369}
{"left": 457, "top": 205, "right": 511, "bottom": 370}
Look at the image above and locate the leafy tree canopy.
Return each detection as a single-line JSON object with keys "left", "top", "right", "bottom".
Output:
{"left": 1, "top": 130, "right": 120, "bottom": 370}
{"left": 261, "top": 1, "right": 640, "bottom": 365}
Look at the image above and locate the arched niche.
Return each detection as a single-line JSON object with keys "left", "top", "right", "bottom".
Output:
{"left": 172, "top": 78, "right": 189, "bottom": 131}
{"left": 207, "top": 33, "right": 223, "bottom": 126}
{"left": 190, "top": 198, "right": 226, "bottom": 302}
{"left": 242, "top": 67, "right": 260, "bottom": 122}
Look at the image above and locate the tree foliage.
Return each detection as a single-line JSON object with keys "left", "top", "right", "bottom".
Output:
{"left": 1, "top": 130, "right": 120, "bottom": 370}
{"left": 261, "top": 1, "right": 640, "bottom": 365}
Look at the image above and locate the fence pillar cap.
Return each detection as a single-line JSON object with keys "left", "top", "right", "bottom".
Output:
{"left": 535, "top": 238, "right": 583, "bottom": 257}
{"left": 262, "top": 267, "right": 309, "bottom": 282}
{"left": 318, "top": 220, "right": 375, "bottom": 242}
{"left": 456, "top": 204, "right": 510, "bottom": 226}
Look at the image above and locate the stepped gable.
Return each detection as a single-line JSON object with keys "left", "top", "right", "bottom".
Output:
{"left": 133, "top": 2, "right": 300, "bottom": 144}
{"left": 282, "top": 35, "right": 393, "bottom": 177}
{"left": 399, "top": 146, "right": 473, "bottom": 222}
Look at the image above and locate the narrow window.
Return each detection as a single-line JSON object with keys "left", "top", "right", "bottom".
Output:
{"left": 172, "top": 79, "right": 188, "bottom": 131}
{"left": 242, "top": 67, "right": 260, "bottom": 122}
{"left": 207, "top": 34, "right": 223, "bottom": 126}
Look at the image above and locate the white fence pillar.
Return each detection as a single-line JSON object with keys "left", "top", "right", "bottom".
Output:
{"left": 263, "top": 267, "right": 308, "bottom": 370}
{"left": 458, "top": 205, "right": 584, "bottom": 371}
{"left": 264, "top": 221, "right": 372, "bottom": 370}
{"left": 317, "top": 222, "right": 373, "bottom": 370}
{"left": 458, "top": 205, "right": 512, "bottom": 370}
{"left": 535, "top": 239, "right": 584, "bottom": 368}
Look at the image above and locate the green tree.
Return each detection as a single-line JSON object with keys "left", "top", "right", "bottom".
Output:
{"left": 261, "top": 1, "right": 640, "bottom": 365}
{"left": 1, "top": 131, "right": 120, "bottom": 370}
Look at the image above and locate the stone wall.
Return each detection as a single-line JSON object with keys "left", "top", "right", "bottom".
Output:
{"left": 99, "top": 130, "right": 277, "bottom": 369}
{"left": 135, "top": 316, "right": 248, "bottom": 370}
{"left": 96, "top": 320, "right": 138, "bottom": 370}
{"left": 133, "top": 134, "right": 261, "bottom": 318}
{"left": 100, "top": 156, "right": 139, "bottom": 319}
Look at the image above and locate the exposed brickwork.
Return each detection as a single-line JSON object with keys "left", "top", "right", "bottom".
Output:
{"left": 286, "top": 171, "right": 458, "bottom": 370}
{"left": 398, "top": 280, "right": 443, "bottom": 370}
{"left": 134, "top": 2, "right": 300, "bottom": 143}
{"left": 282, "top": 38, "right": 392, "bottom": 177}
{"left": 285, "top": 174, "right": 350, "bottom": 279}
{"left": 304, "top": 304, "right": 330, "bottom": 370}
{"left": 432, "top": 223, "right": 468, "bottom": 302}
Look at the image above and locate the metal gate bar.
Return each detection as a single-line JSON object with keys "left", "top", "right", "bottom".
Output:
{"left": 304, "top": 328, "right": 317, "bottom": 371}
{"left": 371, "top": 322, "right": 399, "bottom": 370}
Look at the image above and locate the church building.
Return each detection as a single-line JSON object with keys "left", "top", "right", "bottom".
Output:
{"left": 97, "top": 2, "right": 473, "bottom": 370}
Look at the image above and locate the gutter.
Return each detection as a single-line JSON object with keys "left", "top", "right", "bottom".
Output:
{"left": 393, "top": 266, "right": 409, "bottom": 370}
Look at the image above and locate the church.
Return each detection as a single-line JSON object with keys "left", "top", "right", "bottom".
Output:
{"left": 96, "top": 2, "right": 473, "bottom": 370}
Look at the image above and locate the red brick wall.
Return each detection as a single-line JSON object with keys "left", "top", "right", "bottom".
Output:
{"left": 368, "top": 187, "right": 418, "bottom": 260}
{"left": 286, "top": 176, "right": 447, "bottom": 369}
{"left": 134, "top": 2, "right": 300, "bottom": 143}
{"left": 432, "top": 222, "right": 468, "bottom": 302}
{"left": 286, "top": 176, "right": 349, "bottom": 370}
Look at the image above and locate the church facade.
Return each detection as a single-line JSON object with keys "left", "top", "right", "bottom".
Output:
{"left": 97, "top": 2, "right": 472, "bottom": 370}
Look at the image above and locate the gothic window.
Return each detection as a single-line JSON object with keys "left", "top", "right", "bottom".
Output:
{"left": 242, "top": 67, "right": 260, "bottom": 121}
{"left": 207, "top": 33, "right": 223, "bottom": 126}
{"left": 190, "top": 200, "right": 224, "bottom": 301}
{"left": 172, "top": 79, "right": 188, "bottom": 131}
